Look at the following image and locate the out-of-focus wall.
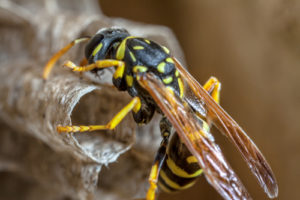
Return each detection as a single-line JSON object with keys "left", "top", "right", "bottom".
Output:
{"left": 100, "top": 0, "right": 300, "bottom": 199}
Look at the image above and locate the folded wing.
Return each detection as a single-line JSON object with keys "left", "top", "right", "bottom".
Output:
{"left": 173, "top": 58, "right": 278, "bottom": 198}
{"left": 138, "top": 72, "right": 252, "bottom": 200}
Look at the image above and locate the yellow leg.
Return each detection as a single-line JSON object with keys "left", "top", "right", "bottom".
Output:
{"left": 63, "top": 59, "right": 125, "bottom": 72}
{"left": 203, "top": 76, "right": 221, "bottom": 104}
{"left": 57, "top": 97, "right": 141, "bottom": 133}
{"left": 43, "top": 37, "right": 90, "bottom": 79}
{"left": 146, "top": 117, "right": 170, "bottom": 200}
{"left": 146, "top": 162, "right": 160, "bottom": 200}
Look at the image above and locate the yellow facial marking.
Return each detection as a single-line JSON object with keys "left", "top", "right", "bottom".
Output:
{"left": 178, "top": 78, "right": 184, "bottom": 98}
{"left": 166, "top": 57, "right": 174, "bottom": 63}
{"left": 133, "top": 65, "right": 148, "bottom": 73}
{"left": 166, "top": 158, "right": 203, "bottom": 178}
{"left": 133, "top": 46, "right": 144, "bottom": 50}
{"left": 126, "top": 75, "right": 133, "bottom": 87}
{"left": 162, "top": 46, "right": 170, "bottom": 54}
{"left": 163, "top": 76, "right": 173, "bottom": 84}
{"left": 160, "top": 170, "right": 197, "bottom": 190}
{"left": 92, "top": 43, "right": 103, "bottom": 56}
{"left": 129, "top": 51, "right": 136, "bottom": 62}
{"left": 144, "top": 39, "right": 151, "bottom": 44}
{"left": 116, "top": 36, "right": 135, "bottom": 60}
{"left": 157, "top": 62, "right": 166, "bottom": 73}
{"left": 186, "top": 156, "right": 198, "bottom": 164}
{"left": 116, "top": 43, "right": 126, "bottom": 60}
{"left": 175, "top": 70, "right": 180, "bottom": 77}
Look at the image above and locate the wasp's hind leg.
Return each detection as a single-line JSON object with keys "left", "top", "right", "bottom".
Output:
{"left": 203, "top": 76, "right": 221, "bottom": 104}
{"left": 57, "top": 96, "right": 141, "bottom": 133}
{"left": 203, "top": 77, "right": 221, "bottom": 127}
{"left": 146, "top": 117, "right": 171, "bottom": 200}
{"left": 43, "top": 37, "right": 90, "bottom": 79}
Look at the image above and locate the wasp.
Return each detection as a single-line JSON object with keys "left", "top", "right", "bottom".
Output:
{"left": 43, "top": 27, "right": 278, "bottom": 200}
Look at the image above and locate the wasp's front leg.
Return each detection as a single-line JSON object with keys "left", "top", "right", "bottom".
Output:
{"left": 43, "top": 37, "right": 90, "bottom": 79}
{"left": 63, "top": 59, "right": 125, "bottom": 73}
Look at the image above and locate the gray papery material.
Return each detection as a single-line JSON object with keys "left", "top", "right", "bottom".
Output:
{"left": 0, "top": 0, "right": 185, "bottom": 199}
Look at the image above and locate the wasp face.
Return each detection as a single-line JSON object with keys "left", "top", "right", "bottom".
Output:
{"left": 85, "top": 27, "right": 129, "bottom": 63}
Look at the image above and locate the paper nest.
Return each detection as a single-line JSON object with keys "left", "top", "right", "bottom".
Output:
{"left": 0, "top": 0, "right": 185, "bottom": 199}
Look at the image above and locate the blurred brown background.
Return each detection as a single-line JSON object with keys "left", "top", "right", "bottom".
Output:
{"left": 100, "top": 0, "right": 300, "bottom": 199}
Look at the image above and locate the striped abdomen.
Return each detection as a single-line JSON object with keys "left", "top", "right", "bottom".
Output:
{"left": 158, "top": 133, "right": 203, "bottom": 192}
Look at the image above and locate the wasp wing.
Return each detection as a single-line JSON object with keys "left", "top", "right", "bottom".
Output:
{"left": 173, "top": 58, "right": 278, "bottom": 198}
{"left": 138, "top": 72, "right": 251, "bottom": 200}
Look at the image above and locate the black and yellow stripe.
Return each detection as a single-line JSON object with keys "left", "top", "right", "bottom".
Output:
{"left": 158, "top": 133, "right": 203, "bottom": 192}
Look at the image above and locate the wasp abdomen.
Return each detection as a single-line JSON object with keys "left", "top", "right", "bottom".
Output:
{"left": 158, "top": 133, "right": 203, "bottom": 192}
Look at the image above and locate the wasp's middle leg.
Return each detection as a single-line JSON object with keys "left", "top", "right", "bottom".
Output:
{"left": 57, "top": 96, "right": 141, "bottom": 133}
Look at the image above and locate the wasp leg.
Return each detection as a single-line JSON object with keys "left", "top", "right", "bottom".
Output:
{"left": 203, "top": 77, "right": 221, "bottom": 126}
{"left": 63, "top": 59, "right": 125, "bottom": 90}
{"left": 57, "top": 96, "right": 141, "bottom": 133}
{"left": 203, "top": 76, "right": 221, "bottom": 104}
{"left": 77, "top": 57, "right": 89, "bottom": 77}
{"left": 63, "top": 59, "right": 124, "bottom": 72}
{"left": 146, "top": 117, "right": 171, "bottom": 200}
{"left": 43, "top": 37, "right": 91, "bottom": 79}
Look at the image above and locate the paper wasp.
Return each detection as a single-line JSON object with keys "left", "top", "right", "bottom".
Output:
{"left": 43, "top": 27, "right": 278, "bottom": 200}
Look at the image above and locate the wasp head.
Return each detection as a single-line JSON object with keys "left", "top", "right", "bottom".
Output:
{"left": 85, "top": 27, "right": 130, "bottom": 63}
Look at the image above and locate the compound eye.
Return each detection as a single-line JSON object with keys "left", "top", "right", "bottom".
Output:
{"left": 84, "top": 34, "right": 104, "bottom": 59}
